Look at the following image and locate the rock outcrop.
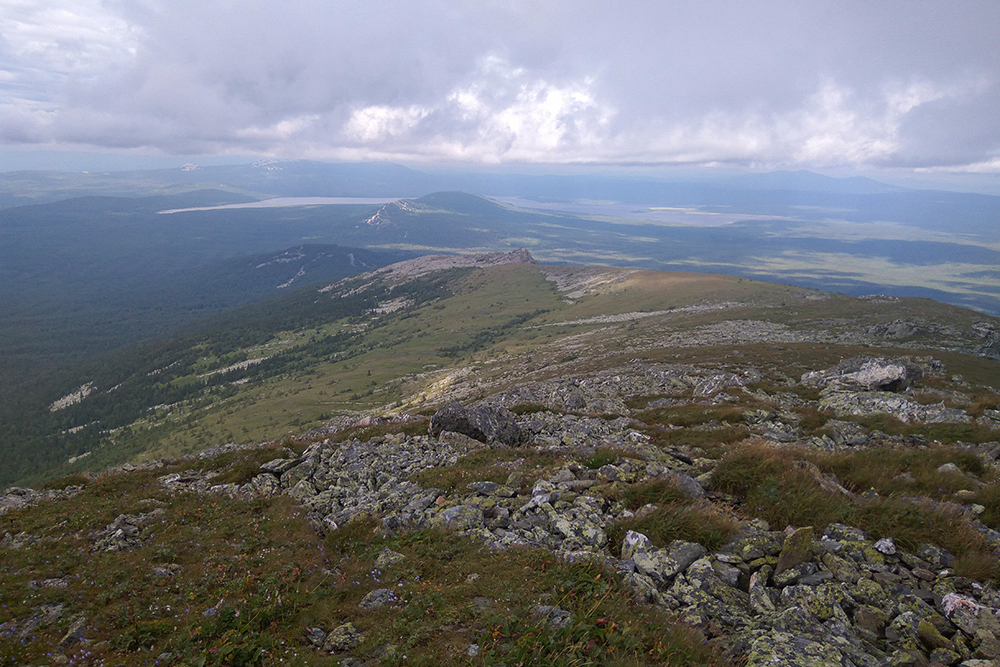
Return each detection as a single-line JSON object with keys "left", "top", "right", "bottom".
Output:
{"left": 429, "top": 402, "right": 527, "bottom": 447}
{"left": 801, "top": 356, "right": 927, "bottom": 392}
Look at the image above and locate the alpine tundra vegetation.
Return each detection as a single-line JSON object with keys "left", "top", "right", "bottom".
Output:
{"left": 3, "top": 250, "right": 1000, "bottom": 666}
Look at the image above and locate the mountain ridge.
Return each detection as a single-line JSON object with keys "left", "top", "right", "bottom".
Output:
{"left": 2, "top": 252, "right": 1000, "bottom": 665}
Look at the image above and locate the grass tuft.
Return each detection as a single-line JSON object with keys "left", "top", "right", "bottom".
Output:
{"left": 607, "top": 502, "right": 739, "bottom": 557}
{"left": 582, "top": 447, "right": 619, "bottom": 470}
{"left": 710, "top": 441, "right": 997, "bottom": 567}
{"left": 974, "top": 484, "right": 1000, "bottom": 529}
{"left": 612, "top": 478, "right": 693, "bottom": 510}
{"left": 209, "top": 447, "right": 296, "bottom": 485}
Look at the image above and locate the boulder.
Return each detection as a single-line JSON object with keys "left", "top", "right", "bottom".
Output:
{"left": 801, "top": 356, "right": 923, "bottom": 392}
{"left": 374, "top": 548, "right": 406, "bottom": 569}
{"left": 240, "top": 473, "right": 281, "bottom": 498}
{"left": 323, "top": 622, "right": 365, "bottom": 652}
{"left": 622, "top": 531, "right": 706, "bottom": 584}
{"left": 431, "top": 505, "right": 484, "bottom": 531}
{"left": 776, "top": 526, "right": 815, "bottom": 575}
{"left": 660, "top": 471, "right": 706, "bottom": 499}
{"left": 359, "top": 588, "right": 397, "bottom": 610}
{"left": 429, "top": 402, "right": 527, "bottom": 447}
{"left": 58, "top": 616, "right": 87, "bottom": 647}
{"left": 941, "top": 593, "right": 1000, "bottom": 637}
{"left": 532, "top": 605, "right": 572, "bottom": 629}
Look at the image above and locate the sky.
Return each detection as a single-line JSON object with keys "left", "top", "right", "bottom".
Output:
{"left": 2, "top": 0, "right": 1000, "bottom": 187}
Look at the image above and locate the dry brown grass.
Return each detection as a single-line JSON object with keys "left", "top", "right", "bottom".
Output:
{"left": 607, "top": 501, "right": 740, "bottom": 557}
{"left": 710, "top": 440, "right": 997, "bottom": 572}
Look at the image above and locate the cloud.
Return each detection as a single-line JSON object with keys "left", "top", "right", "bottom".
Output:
{"left": 0, "top": 0, "right": 140, "bottom": 87}
{"left": 344, "top": 105, "right": 431, "bottom": 144}
{"left": 334, "top": 56, "right": 615, "bottom": 163}
{"left": 1, "top": 1, "right": 998, "bottom": 172}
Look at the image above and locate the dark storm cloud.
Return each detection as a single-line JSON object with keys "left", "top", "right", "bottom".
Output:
{"left": 1, "top": 0, "right": 998, "bottom": 171}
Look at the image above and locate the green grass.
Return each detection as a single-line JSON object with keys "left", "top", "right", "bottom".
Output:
{"left": 201, "top": 444, "right": 301, "bottom": 485}
{"left": 582, "top": 448, "right": 621, "bottom": 470}
{"left": 818, "top": 446, "right": 987, "bottom": 499}
{"left": 611, "top": 478, "right": 694, "bottom": 510}
{"left": 641, "top": 404, "right": 752, "bottom": 428}
{"left": 327, "top": 418, "right": 431, "bottom": 444}
{"left": 39, "top": 472, "right": 91, "bottom": 490}
{"left": 607, "top": 502, "right": 739, "bottom": 557}
{"left": 843, "top": 413, "right": 999, "bottom": 444}
{"left": 0, "top": 453, "right": 725, "bottom": 666}
{"left": 12, "top": 252, "right": 1000, "bottom": 490}
{"left": 710, "top": 441, "right": 998, "bottom": 577}
{"left": 648, "top": 423, "right": 750, "bottom": 451}
{"left": 973, "top": 484, "right": 1000, "bottom": 529}
{"left": 0, "top": 468, "right": 335, "bottom": 666}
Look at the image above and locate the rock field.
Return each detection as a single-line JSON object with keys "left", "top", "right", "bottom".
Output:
{"left": 6, "top": 355, "right": 994, "bottom": 665}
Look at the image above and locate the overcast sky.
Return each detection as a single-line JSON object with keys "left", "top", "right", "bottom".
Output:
{"left": 2, "top": 1, "right": 999, "bottom": 181}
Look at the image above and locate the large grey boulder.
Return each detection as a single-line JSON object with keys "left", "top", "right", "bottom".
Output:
{"left": 800, "top": 356, "right": 924, "bottom": 392}
{"left": 429, "top": 402, "right": 527, "bottom": 446}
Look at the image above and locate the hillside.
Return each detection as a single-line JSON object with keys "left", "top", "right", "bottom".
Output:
{"left": 5, "top": 250, "right": 998, "bottom": 486}
{"left": 3, "top": 185, "right": 997, "bottom": 400}
{"left": 0, "top": 186, "right": 415, "bottom": 388}
{"left": 3, "top": 252, "right": 1000, "bottom": 665}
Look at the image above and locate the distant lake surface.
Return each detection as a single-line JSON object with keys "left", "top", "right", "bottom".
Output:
{"left": 493, "top": 197, "right": 781, "bottom": 227}
{"left": 158, "top": 196, "right": 399, "bottom": 214}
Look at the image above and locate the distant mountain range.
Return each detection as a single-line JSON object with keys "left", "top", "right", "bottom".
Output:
{"left": 0, "top": 160, "right": 930, "bottom": 209}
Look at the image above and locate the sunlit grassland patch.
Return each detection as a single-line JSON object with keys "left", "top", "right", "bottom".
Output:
{"left": 530, "top": 248, "right": 657, "bottom": 265}
{"left": 19, "top": 261, "right": 1000, "bottom": 487}
{"left": 535, "top": 269, "right": 787, "bottom": 322}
